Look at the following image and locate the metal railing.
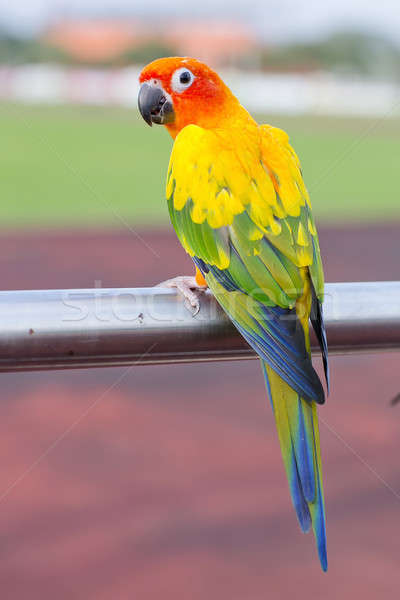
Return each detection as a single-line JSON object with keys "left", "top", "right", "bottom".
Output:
{"left": 0, "top": 281, "right": 398, "bottom": 373}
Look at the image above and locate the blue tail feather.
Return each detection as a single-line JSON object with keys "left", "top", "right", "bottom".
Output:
{"left": 295, "top": 398, "right": 316, "bottom": 502}
{"left": 290, "top": 448, "right": 312, "bottom": 532}
{"left": 262, "top": 361, "right": 327, "bottom": 571}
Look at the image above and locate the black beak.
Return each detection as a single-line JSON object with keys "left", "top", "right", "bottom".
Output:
{"left": 138, "top": 83, "right": 175, "bottom": 127}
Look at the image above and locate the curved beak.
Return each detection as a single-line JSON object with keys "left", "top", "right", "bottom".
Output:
{"left": 138, "top": 83, "right": 175, "bottom": 127}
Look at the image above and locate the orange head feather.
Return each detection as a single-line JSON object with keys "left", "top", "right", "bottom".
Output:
{"left": 138, "top": 57, "right": 242, "bottom": 138}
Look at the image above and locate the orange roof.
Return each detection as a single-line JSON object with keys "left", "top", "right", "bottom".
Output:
{"left": 44, "top": 19, "right": 148, "bottom": 62}
{"left": 165, "top": 20, "right": 256, "bottom": 65}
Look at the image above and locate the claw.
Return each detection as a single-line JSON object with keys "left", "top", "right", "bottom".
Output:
{"left": 156, "top": 276, "right": 207, "bottom": 316}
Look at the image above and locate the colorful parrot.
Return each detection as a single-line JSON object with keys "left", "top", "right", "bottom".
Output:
{"left": 138, "top": 57, "right": 329, "bottom": 571}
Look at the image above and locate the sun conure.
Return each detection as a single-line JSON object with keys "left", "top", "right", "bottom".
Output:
{"left": 138, "top": 57, "right": 329, "bottom": 571}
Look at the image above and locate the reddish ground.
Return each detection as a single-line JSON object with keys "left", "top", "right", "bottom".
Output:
{"left": 0, "top": 226, "right": 399, "bottom": 599}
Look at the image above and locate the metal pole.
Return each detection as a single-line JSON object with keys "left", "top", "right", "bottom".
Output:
{"left": 0, "top": 282, "right": 398, "bottom": 373}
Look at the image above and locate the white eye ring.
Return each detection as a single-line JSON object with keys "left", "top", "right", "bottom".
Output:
{"left": 171, "top": 68, "right": 195, "bottom": 93}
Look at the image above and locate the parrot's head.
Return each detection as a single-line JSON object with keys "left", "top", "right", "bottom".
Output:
{"left": 138, "top": 57, "right": 240, "bottom": 138}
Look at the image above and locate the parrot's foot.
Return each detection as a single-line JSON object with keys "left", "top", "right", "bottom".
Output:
{"left": 157, "top": 276, "right": 207, "bottom": 316}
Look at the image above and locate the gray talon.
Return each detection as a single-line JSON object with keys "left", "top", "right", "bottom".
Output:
{"left": 156, "top": 276, "right": 207, "bottom": 315}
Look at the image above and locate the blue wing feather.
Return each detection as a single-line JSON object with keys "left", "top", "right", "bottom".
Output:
{"left": 195, "top": 252, "right": 325, "bottom": 404}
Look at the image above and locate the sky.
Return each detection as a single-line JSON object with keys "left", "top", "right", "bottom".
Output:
{"left": 1, "top": 0, "right": 400, "bottom": 45}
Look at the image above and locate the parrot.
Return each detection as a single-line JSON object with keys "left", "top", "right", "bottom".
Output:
{"left": 138, "top": 57, "right": 329, "bottom": 571}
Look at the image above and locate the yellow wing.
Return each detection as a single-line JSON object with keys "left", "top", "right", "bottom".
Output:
{"left": 167, "top": 123, "right": 324, "bottom": 299}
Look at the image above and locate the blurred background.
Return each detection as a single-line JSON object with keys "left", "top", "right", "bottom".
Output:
{"left": 1, "top": 1, "right": 400, "bottom": 598}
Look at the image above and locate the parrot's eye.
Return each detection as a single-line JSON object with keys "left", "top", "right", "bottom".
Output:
{"left": 171, "top": 68, "right": 195, "bottom": 93}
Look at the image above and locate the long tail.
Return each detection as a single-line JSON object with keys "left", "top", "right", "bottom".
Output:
{"left": 262, "top": 361, "right": 327, "bottom": 571}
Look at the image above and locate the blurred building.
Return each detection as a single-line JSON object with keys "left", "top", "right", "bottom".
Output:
{"left": 42, "top": 18, "right": 258, "bottom": 67}
{"left": 43, "top": 19, "right": 147, "bottom": 63}
{"left": 164, "top": 20, "right": 256, "bottom": 67}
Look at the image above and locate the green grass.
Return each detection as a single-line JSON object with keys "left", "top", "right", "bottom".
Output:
{"left": 1, "top": 102, "right": 399, "bottom": 229}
